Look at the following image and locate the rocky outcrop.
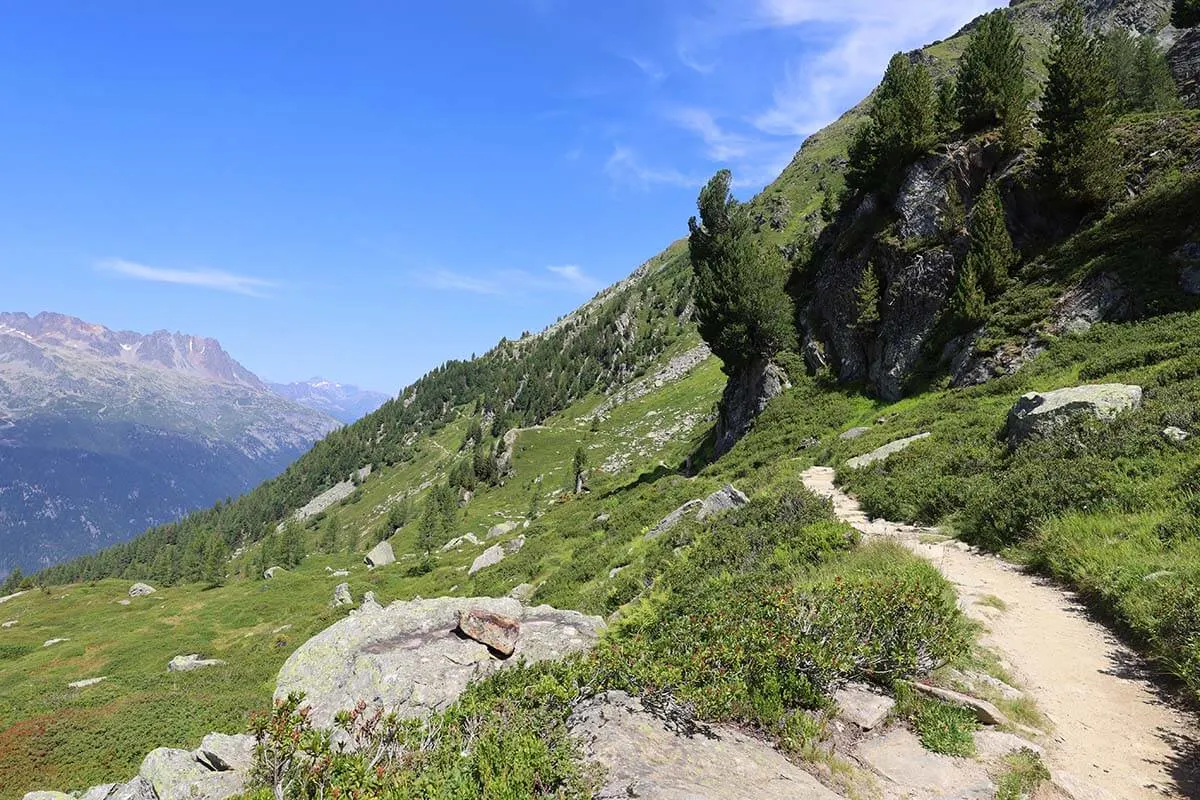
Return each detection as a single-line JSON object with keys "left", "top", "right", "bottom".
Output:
{"left": 167, "top": 654, "right": 225, "bottom": 672}
{"left": 569, "top": 691, "right": 842, "bottom": 800}
{"left": 646, "top": 485, "right": 749, "bottom": 540}
{"left": 274, "top": 596, "right": 603, "bottom": 727}
{"left": 364, "top": 540, "right": 395, "bottom": 568}
{"left": 193, "top": 733, "right": 255, "bottom": 773}
{"left": 469, "top": 536, "right": 525, "bottom": 576}
{"left": 128, "top": 583, "right": 156, "bottom": 598}
{"left": 713, "top": 358, "right": 789, "bottom": 457}
{"left": 1168, "top": 27, "right": 1200, "bottom": 109}
{"left": 845, "top": 433, "right": 931, "bottom": 469}
{"left": 1005, "top": 384, "right": 1143, "bottom": 447}
{"left": 1047, "top": 272, "right": 1135, "bottom": 335}
{"left": 138, "top": 747, "right": 246, "bottom": 800}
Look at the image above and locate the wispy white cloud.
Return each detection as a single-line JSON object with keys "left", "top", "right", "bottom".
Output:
{"left": 623, "top": 54, "right": 667, "bottom": 82}
{"left": 604, "top": 145, "right": 701, "bottom": 190}
{"left": 414, "top": 265, "right": 603, "bottom": 297}
{"left": 96, "top": 258, "right": 275, "bottom": 297}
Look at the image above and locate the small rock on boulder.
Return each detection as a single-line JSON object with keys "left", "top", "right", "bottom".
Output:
{"left": 332, "top": 582, "right": 352, "bottom": 607}
{"left": 128, "top": 583, "right": 156, "bottom": 598}
{"left": 457, "top": 608, "right": 520, "bottom": 656}
{"left": 507, "top": 583, "right": 536, "bottom": 602}
{"left": 274, "top": 596, "right": 602, "bottom": 728}
{"left": 168, "top": 654, "right": 226, "bottom": 673}
{"left": 194, "top": 732, "right": 256, "bottom": 773}
{"left": 1005, "top": 384, "right": 1143, "bottom": 447}
{"left": 364, "top": 540, "right": 396, "bottom": 568}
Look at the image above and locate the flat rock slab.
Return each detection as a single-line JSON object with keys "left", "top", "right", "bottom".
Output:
{"left": 857, "top": 729, "right": 993, "bottom": 799}
{"left": 834, "top": 682, "right": 895, "bottom": 730}
{"left": 23, "top": 793, "right": 74, "bottom": 800}
{"left": 846, "top": 433, "right": 931, "bottom": 469}
{"left": 910, "top": 682, "right": 1008, "bottom": 726}
{"left": 194, "top": 732, "right": 255, "bottom": 772}
{"left": 68, "top": 676, "right": 107, "bottom": 689}
{"left": 973, "top": 729, "right": 1043, "bottom": 762}
{"left": 570, "top": 691, "right": 841, "bottom": 800}
{"left": 840, "top": 426, "right": 872, "bottom": 440}
{"left": 274, "top": 596, "right": 603, "bottom": 728}
{"left": 168, "top": 654, "right": 226, "bottom": 672}
{"left": 457, "top": 608, "right": 520, "bottom": 656}
{"left": 43, "top": 638, "right": 68, "bottom": 647}
{"left": 468, "top": 536, "right": 525, "bottom": 576}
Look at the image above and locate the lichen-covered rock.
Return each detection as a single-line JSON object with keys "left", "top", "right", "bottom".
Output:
{"left": 569, "top": 691, "right": 842, "bottom": 800}
{"left": 79, "top": 785, "right": 118, "bottom": 800}
{"left": 713, "top": 358, "right": 789, "bottom": 457}
{"left": 194, "top": 732, "right": 255, "bottom": 773}
{"left": 332, "top": 582, "right": 352, "bottom": 607}
{"left": 274, "top": 596, "right": 603, "bottom": 727}
{"left": 103, "top": 778, "right": 157, "bottom": 800}
{"left": 456, "top": 608, "right": 520, "bottom": 656}
{"left": 139, "top": 748, "right": 211, "bottom": 797}
{"left": 22, "top": 793, "right": 74, "bottom": 800}
{"left": 263, "top": 566, "right": 284, "bottom": 579}
{"left": 1005, "top": 384, "right": 1143, "bottom": 447}
{"left": 128, "top": 582, "right": 156, "bottom": 597}
{"left": 487, "top": 521, "right": 519, "bottom": 539}
{"left": 839, "top": 426, "right": 871, "bottom": 441}
{"left": 364, "top": 540, "right": 395, "bottom": 568}
{"left": 846, "top": 433, "right": 931, "bottom": 469}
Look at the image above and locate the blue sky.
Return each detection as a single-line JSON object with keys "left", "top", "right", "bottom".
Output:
{"left": 0, "top": 0, "right": 1004, "bottom": 393}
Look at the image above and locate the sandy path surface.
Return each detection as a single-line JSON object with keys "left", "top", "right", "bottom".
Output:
{"left": 802, "top": 466, "right": 1199, "bottom": 800}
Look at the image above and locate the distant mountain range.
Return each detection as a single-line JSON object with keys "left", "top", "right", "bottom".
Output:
{"left": 0, "top": 311, "right": 342, "bottom": 574}
{"left": 267, "top": 378, "right": 390, "bottom": 423}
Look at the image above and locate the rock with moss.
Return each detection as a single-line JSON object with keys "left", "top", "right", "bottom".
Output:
{"left": 1005, "top": 384, "right": 1143, "bottom": 447}
{"left": 273, "top": 596, "right": 603, "bottom": 728}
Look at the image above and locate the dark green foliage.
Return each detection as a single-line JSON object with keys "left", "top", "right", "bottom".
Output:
{"left": 956, "top": 9, "right": 1028, "bottom": 148}
{"left": 895, "top": 685, "right": 978, "bottom": 756}
{"left": 1103, "top": 31, "right": 1179, "bottom": 113}
{"left": 936, "top": 79, "right": 959, "bottom": 135}
{"left": 847, "top": 53, "right": 937, "bottom": 195}
{"left": 1173, "top": 0, "right": 1200, "bottom": 27}
{"left": 854, "top": 264, "right": 882, "bottom": 331}
{"left": 318, "top": 513, "right": 339, "bottom": 554}
{"left": 1037, "top": 1, "right": 1119, "bottom": 205}
{"left": 688, "top": 170, "right": 795, "bottom": 373}
{"left": 950, "top": 259, "right": 987, "bottom": 328}
{"left": 965, "top": 182, "right": 1017, "bottom": 297}
{"left": 572, "top": 446, "right": 588, "bottom": 492}
{"left": 202, "top": 533, "right": 228, "bottom": 588}
{"left": 417, "top": 483, "right": 459, "bottom": 553}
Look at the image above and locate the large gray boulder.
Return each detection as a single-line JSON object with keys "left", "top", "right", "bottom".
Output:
{"left": 696, "top": 485, "right": 749, "bottom": 520}
{"left": 101, "top": 778, "right": 157, "bottom": 800}
{"left": 1005, "top": 384, "right": 1143, "bottom": 447}
{"left": 364, "top": 540, "right": 395, "bottom": 568}
{"left": 128, "top": 583, "right": 156, "bottom": 598}
{"left": 713, "top": 358, "right": 789, "bottom": 457}
{"left": 274, "top": 596, "right": 603, "bottom": 728}
{"left": 569, "top": 691, "right": 841, "bottom": 800}
{"left": 138, "top": 747, "right": 245, "bottom": 800}
{"left": 332, "top": 582, "right": 352, "bottom": 607}
{"left": 845, "top": 433, "right": 931, "bottom": 469}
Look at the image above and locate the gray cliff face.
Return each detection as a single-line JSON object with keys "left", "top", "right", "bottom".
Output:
{"left": 713, "top": 358, "right": 789, "bottom": 457}
{"left": 1169, "top": 28, "right": 1200, "bottom": 109}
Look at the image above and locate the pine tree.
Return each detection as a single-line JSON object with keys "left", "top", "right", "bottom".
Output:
{"left": 688, "top": 170, "right": 795, "bottom": 374}
{"left": 1037, "top": 1, "right": 1119, "bottom": 206}
{"left": 1101, "top": 29, "right": 1139, "bottom": 113}
{"left": 202, "top": 534, "right": 227, "bottom": 587}
{"left": 847, "top": 53, "right": 937, "bottom": 195}
{"left": 936, "top": 79, "right": 959, "bottom": 135}
{"left": 1132, "top": 35, "right": 1179, "bottom": 111}
{"left": 1173, "top": 0, "right": 1200, "bottom": 28}
{"left": 573, "top": 446, "right": 589, "bottom": 494}
{"left": 951, "top": 259, "right": 987, "bottom": 327}
{"left": 965, "top": 182, "right": 1018, "bottom": 297}
{"left": 319, "top": 513, "right": 339, "bottom": 553}
{"left": 854, "top": 265, "right": 882, "bottom": 332}
{"left": 956, "top": 9, "right": 1028, "bottom": 146}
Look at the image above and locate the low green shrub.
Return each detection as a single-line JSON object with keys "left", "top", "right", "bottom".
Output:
{"left": 894, "top": 684, "right": 978, "bottom": 757}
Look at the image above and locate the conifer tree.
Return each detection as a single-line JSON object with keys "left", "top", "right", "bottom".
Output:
{"left": 951, "top": 259, "right": 987, "bottom": 327}
{"left": 1037, "top": 1, "right": 1119, "bottom": 205}
{"left": 1132, "top": 35, "right": 1179, "bottom": 111}
{"left": 688, "top": 170, "right": 795, "bottom": 374}
{"left": 854, "top": 265, "right": 882, "bottom": 332}
{"left": 1173, "top": 0, "right": 1200, "bottom": 28}
{"left": 319, "top": 513, "right": 339, "bottom": 553}
{"left": 965, "top": 182, "right": 1018, "bottom": 296}
{"left": 956, "top": 9, "right": 1028, "bottom": 146}
{"left": 847, "top": 53, "right": 937, "bottom": 195}
{"left": 936, "top": 79, "right": 959, "bottom": 135}
{"left": 202, "top": 533, "right": 227, "bottom": 587}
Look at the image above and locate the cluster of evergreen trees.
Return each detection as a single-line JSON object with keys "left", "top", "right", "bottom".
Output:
{"left": 1175, "top": 0, "right": 1200, "bottom": 28}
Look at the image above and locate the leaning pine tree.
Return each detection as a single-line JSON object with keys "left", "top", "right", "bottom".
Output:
{"left": 688, "top": 169, "right": 795, "bottom": 455}
{"left": 1037, "top": 0, "right": 1119, "bottom": 206}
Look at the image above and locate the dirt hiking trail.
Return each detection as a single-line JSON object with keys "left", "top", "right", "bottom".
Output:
{"left": 802, "top": 466, "right": 1200, "bottom": 800}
